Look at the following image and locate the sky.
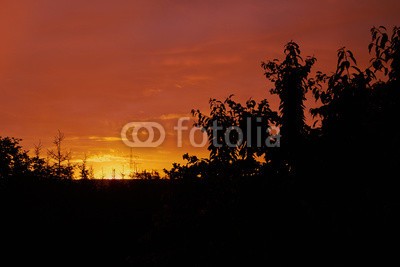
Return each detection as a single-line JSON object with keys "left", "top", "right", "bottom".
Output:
{"left": 1, "top": 0, "right": 399, "bottom": 178}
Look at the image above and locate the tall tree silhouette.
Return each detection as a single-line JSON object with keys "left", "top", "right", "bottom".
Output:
{"left": 47, "top": 130, "right": 73, "bottom": 179}
{"left": 262, "top": 42, "right": 316, "bottom": 175}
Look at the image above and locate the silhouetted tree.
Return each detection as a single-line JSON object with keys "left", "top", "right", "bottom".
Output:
{"left": 166, "top": 25, "right": 400, "bottom": 189}
{"left": 262, "top": 41, "right": 316, "bottom": 175}
{"left": 308, "top": 25, "right": 400, "bottom": 189}
{"left": 88, "top": 165, "right": 95, "bottom": 179}
{"left": 78, "top": 153, "right": 89, "bottom": 179}
{"left": 191, "top": 95, "right": 278, "bottom": 176}
{"left": 369, "top": 26, "right": 400, "bottom": 81}
{"left": 47, "top": 130, "right": 74, "bottom": 179}
{"left": 368, "top": 26, "right": 400, "bottom": 181}
{"left": 30, "top": 140, "right": 52, "bottom": 179}
{"left": 136, "top": 169, "right": 160, "bottom": 180}
{"left": 164, "top": 153, "right": 210, "bottom": 180}
{"left": 0, "top": 136, "right": 30, "bottom": 179}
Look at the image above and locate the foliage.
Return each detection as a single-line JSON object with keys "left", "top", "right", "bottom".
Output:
{"left": 30, "top": 141, "right": 53, "bottom": 179}
{"left": 164, "top": 153, "right": 210, "bottom": 180}
{"left": 1, "top": 131, "right": 75, "bottom": 180}
{"left": 0, "top": 137, "right": 31, "bottom": 179}
{"left": 261, "top": 41, "right": 317, "bottom": 174}
{"left": 262, "top": 41, "right": 315, "bottom": 136}
{"left": 136, "top": 170, "right": 161, "bottom": 180}
{"left": 166, "top": 25, "right": 400, "bottom": 181}
{"left": 369, "top": 26, "right": 400, "bottom": 81}
{"left": 192, "top": 96, "right": 278, "bottom": 164}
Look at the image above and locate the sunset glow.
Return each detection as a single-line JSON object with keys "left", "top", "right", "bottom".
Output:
{"left": 1, "top": 0, "right": 399, "bottom": 178}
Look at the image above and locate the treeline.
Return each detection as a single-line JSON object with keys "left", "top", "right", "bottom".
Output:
{"left": 164, "top": 26, "right": 400, "bottom": 189}
{"left": 1, "top": 130, "right": 81, "bottom": 180}
{"left": 0, "top": 131, "right": 161, "bottom": 180}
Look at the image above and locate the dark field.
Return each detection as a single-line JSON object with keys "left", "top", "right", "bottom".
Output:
{"left": 1, "top": 177, "right": 399, "bottom": 266}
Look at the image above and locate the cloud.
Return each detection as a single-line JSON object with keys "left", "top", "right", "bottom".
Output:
{"left": 86, "top": 154, "right": 127, "bottom": 163}
{"left": 158, "top": 113, "right": 189, "bottom": 120}
{"left": 88, "top": 136, "right": 121, "bottom": 142}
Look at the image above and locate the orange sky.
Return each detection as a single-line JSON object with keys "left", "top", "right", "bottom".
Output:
{"left": 1, "top": 0, "right": 399, "bottom": 178}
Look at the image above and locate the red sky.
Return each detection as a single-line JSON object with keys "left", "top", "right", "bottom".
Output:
{"left": 1, "top": 0, "right": 399, "bottom": 177}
